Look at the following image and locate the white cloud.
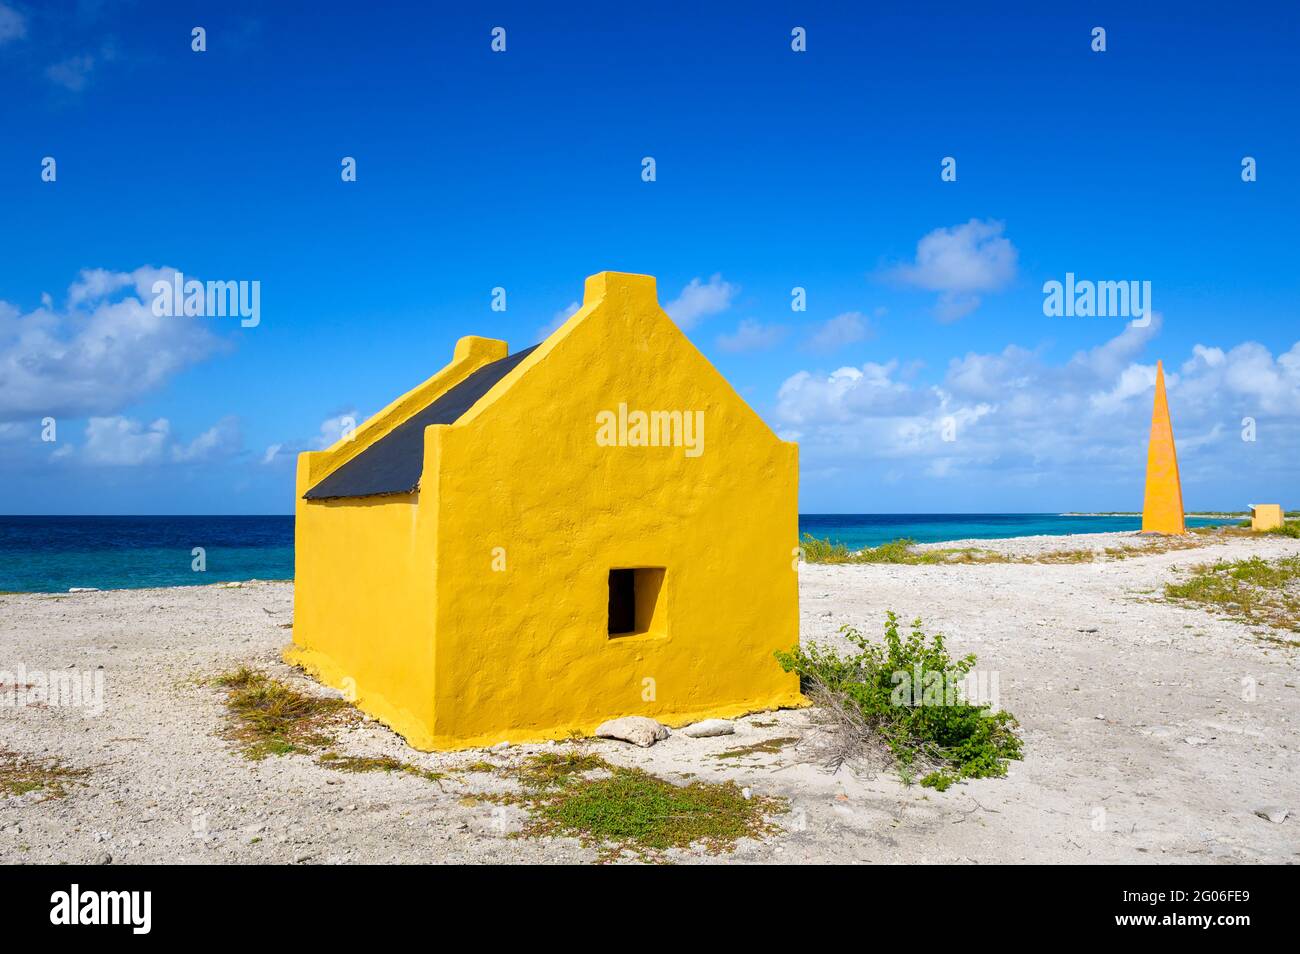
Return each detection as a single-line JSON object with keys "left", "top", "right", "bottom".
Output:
{"left": 82, "top": 417, "right": 170, "bottom": 466}
{"left": 777, "top": 360, "right": 927, "bottom": 430}
{"left": 0, "top": 3, "right": 27, "bottom": 45}
{"left": 171, "top": 415, "right": 241, "bottom": 463}
{"left": 537, "top": 301, "right": 580, "bottom": 340}
{"left": 776, "top": 318, "right": 1300, "bottom": 488}
{"left": 0, "top": 266, "right": 227, "bottom": 422}
{"left": 805, "top": 311, "right": 871, "bottom": 352}
{"left": 888, "top": 219, "right": 1018, "bottom": 321}
{"left": 263, "top": 410, "right": 364, "bottom": 466}
{"left": 315, "top": 411, "right": 360, "bottom": 448}
{"left": 80, "top": 415, "right": 242, "bottom": 466}
{"left": 664, "top": 274, "right": 737, "bottom": 329}
{"left": 716, "top": 319, "right": 785, "bottom": 353}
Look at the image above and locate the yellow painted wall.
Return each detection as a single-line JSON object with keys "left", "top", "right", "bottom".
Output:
{"left": 1141, "top": 360, "right": 1186, "bottom": 534}
{"left": 289, "top": 271, "right": 803, "bottom": 751}
{"left": 1250, "top": 504, "right": 1284, "bottom": 531}
{"left": 288, "top": 336, "right": 507, "bottom": 749}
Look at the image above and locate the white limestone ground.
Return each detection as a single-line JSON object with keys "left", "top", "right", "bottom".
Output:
{"left": 1, "top": 530, "right": 1297, "bottom": 865}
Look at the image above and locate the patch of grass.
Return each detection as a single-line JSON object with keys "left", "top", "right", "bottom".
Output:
{"left": 501, "top": 753, "right": 785, "bottom": 861}
{"left": 318, "top": 752, "right": 445, "bottom": 785}
{"left": 1264, "top": 521, "right": 1300, "bottom": 539}
{"left": 799, "top": 531, "right": 1228, "bottom": 568}
{"left": 213, "top": 667, "right": 352, "bottom": 760}
{"left": 798, "top": 534, "right": 859, "bottom": 564}
{"left": 775, "top": 612, "right": 1023, "bottom": 790}
{"left": 212, "top": 668, "right": 460, "bottom": 787}
{"left": 799, "top": 534, "right": 1002, "bottom": 566}
{"left": 512, "top": 750, "right": 609, "bottom": 790}
{"left": 0, "top": 750, "right": 89, "bottom": 799}
{"left": 1164, "top": 555, "right": 1300, "bottom": 633}
{"left": 713, "top": 737, "right": 800, "bottom": 760}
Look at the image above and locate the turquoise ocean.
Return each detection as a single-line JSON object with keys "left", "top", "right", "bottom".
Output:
{"left": 0, "top": 514, "right": 1236, "bottom": 593}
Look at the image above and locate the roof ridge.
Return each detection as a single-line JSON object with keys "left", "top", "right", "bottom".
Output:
{"left": 303, "top": 344, "right": 539, "bottom": 500}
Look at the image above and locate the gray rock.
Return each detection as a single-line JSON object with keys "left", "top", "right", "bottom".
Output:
{"left": 683, "top": 719, "right": 735, "bottom": 738}
{"left": 595, "top": 716, "right": 669, "bottom": 748}
{"left": 1255, "top": 806, "right": 1289, "bottom": 824}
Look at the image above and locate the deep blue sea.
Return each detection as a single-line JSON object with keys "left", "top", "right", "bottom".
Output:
{"left": 0, "top": 514, "right": 1237, "bottom": 593}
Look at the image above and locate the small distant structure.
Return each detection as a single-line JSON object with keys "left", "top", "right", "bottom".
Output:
{"left": 287, "top": 271, "right": 803, "bottom": 750}
{"left": 1141, "top": 360, "right": 1186, "bottom": 535}
{"left": 1249, "top": 504, "right": 1284, "bottom": 532}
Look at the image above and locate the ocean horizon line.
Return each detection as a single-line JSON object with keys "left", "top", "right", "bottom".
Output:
{"left": 0, "top": 513, "right": 1242, "bottom": 594}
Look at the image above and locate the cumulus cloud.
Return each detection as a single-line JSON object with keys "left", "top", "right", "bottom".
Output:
{"left": 262, "top": 410, "right": 364, "bottom": 466}
{"left": 887, "top": 219, "right": 1018, "bottom": 321}
{"left": 80, "top": 415, "right": 242, "bottom": 466}
{"left": 82, "top": 416, "right": 170, "bottom": 466}
{"left": 171, "top": 416, "right": 242, "bottom": 463}
{"left": 776, "top": 319, "right": 1300, "bottom": 491}
{"left": 0, "top": 266, "right": 227, "bottom": 422}
{"left": 664, "top": 274, "right": 737, "bottom": 329}
{"left": 805, "top": 311, "right": 871, "bottom": 352}
{"left": 716, "top": 319, "right": 785, "bottom": 354}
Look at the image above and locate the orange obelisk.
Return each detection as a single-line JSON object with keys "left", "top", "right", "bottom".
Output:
{"left": 1141, "top": 361, "right": 1185, "bottom": 534}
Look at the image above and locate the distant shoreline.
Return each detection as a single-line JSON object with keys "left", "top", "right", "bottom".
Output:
{"left": 1060, "top": 512, "right": 1249, "bottom": 518}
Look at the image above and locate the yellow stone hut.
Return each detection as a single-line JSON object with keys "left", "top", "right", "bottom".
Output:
{"left": 288, "top": 271, "right": 803, "bottom": 750}
{"left": 1249, "top": 504, "right": 1284, "bottom": 532}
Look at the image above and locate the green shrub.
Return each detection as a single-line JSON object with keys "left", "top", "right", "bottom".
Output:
{"left": 775, "top": 612, "right": 1022, "bottom": 790}
{"left": 798, "top": 534, "right": 933, "bottom": 565}
{"left": 1165, "top": 555, "right": 1300, "bottom": 632}
{"left": 798, "top": 534, "right": 857, "bottom": 563}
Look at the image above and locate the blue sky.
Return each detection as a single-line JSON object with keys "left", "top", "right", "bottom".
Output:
{"left": 2, "top": 1, "right": 1297, "bottom": 514}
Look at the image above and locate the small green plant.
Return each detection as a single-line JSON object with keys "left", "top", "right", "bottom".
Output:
{"left": 0, "top": 750, "right": 88, "bottom": 799}
{"left": 318, "top": 752, "right": 446, "bottom": 785}
{"left": 512, "top": 750, "right": 609, "bottom": 790}
{"left": 775, "top": 612, "right": 1022, "bottom": 789}
{"left": 712, "top": 737, "right": 799, "bottom": 760}
{"left": 1265, "top": 521, "right": 1300, "bottom": 539}
{"left": 498, "top": 753, "right": 785, "bottom": 861}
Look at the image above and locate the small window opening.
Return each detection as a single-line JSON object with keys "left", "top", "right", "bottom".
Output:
{"left": 607, "top": 567, "right": 665, "bottom": 637}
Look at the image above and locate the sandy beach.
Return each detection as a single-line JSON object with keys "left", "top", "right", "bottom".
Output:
{"left": 2, "top": 530, "right": 1297, "bottom": 865}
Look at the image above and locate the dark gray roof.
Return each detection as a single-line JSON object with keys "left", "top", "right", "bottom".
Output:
{"left": 304, "top": 345, "right": 538, "bottom": 500}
